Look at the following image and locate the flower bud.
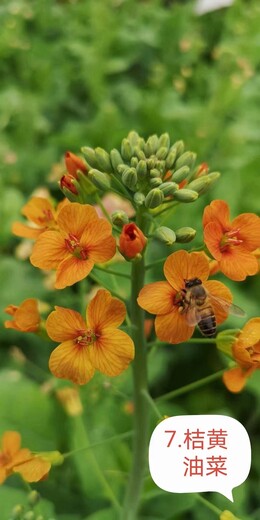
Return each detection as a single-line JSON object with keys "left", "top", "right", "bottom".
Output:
{"left": 150, "top": 177, "right": 162, "bottom": 187}
{"left": 117, "top": 164, "right": 129, "bottom": 175}
{"left": 175, "top": 151, "right": 196, "bottom": 170}
{"left": 220, "top": 511, "right": 241, "bottom": 520}
{"left": 216, "top": 330, "right": 240, "bottom": 358}
{"left": 158, "top": 132, "right": 170, "bottom": 150}
{"left": 133, "top": 146, "right": 146, "bottom": 161}
{"left": 173, "top": 189, "right": 198, "bottom": 202}
{"left": 28, "top": 491, "right": 41, "bottom": 507}
{"left": 23, "top": 513, "right": 35, "bottom": 520}
{"left": 110, "top": 149, "right": 124, "bottom": 172}
{"left": 11, "top": 505, "right": 24, "bottom": 519}
{"left": 156, "top": 160, "right": 166, "bottom": 173}
{"left": 159, "top": 181, "right": 179, "bottom": 196}
{"left": 156, "top": 146, "right": 168, "bottom": 160}
{"left": 154, "top": 226, "right": 176, "bottom": 245}
{"left": 88, "top": 169, "right": 111, "bottom": 190}
{"left": 60, "top": 174, "right": 78, "bottom": 196}
{"left": 128, "top": 130, "right": 140, "bottom": 147}
{"left": 95, "top": 147, "right": 112, "bottom": 172}
{"left": 131, "top": 156, "right": 138, "bottom": 167}
{"left": 121, "top": 138, "right": 132, "bottom": 161}
{"left": 134, "top": 192, "right": 145, "bottom": 206}
{"left": 171, "top": 165, "right": 190, "bottom": 183}
{"left": 147, "top": 157, "right": 156, "bottom": 170}
{"left": 165, "top": 149, "right": 177, "bottom": 169}
{"left": 38, "top": 450, "right": 64, "bottom": 466}
{"left": 170, "top": 140, "right": 185, "bottom": 157}
{"left": 187, "top": 171, "right": 220, "bottom": 195}
{"left": 56, "top": 387, "right": 83, "bottom": 416}
{"left": 146, "top": 134, "right": 159, "bottom": 154}
{"left": 150, "top": 168, "right": 161, "bottom": 178}
{"left": 144, "top": 140, "right": 154, "bottom": 157}
{"left": 64, "top": 151, "right": 87, "bottom": 178}
{"left": 81, "top": 146, "right": 99, "bottom": 169}
{"left": 195, "top": 162, "right": 209, "bottom": 177}
{"left": 111, "top": 210, "right": 129, "bottom": 227}
{"left": 122, "top": 168, "right": 138, "bottom": 191}
{"left": 175, "top": 227, "right": 196, "bottom": 243}
{"left": 119, "top": 223, "right": 147, "bottom": 259}
{"left": 145, "top": 188, "right": 164, "bottom": 209}
{"left": 136, "top": 160, "right": 147, "bottom": 179}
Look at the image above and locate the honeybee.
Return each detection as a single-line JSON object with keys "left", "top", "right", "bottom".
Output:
{"left": 179, "top": 277, "right": 245, "bottom": 337}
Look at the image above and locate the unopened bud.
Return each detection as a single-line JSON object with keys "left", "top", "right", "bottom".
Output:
{"left": 154, "top": 226, "right": 176, "bottom": 245}
{"left": 11, "top": 505, "right": 24, "bottom": 519}
{"left": 131, "top": 156, "right": 138, "bottom": 167}
{"left": 146, "top": 134, "right": 159, "bottom": 154}
{"left": 175, "top": 151, "right": 196, "bottom": 170}
{"left": 134, "top": 192, "right": 145, "bottom": 206}
{"left": 110, "top": 149, "right": 124, "bottom": 172}
{"left": 147, "top": 157, "right": 156, "bottom": 170}
{"left": 175, "top": 227, "right": 196, "bottom": 243}
{"left": 60, "top": 175, "right": 78, "bottom": 196}
{"left": 64, "top": 151, "right": 87, "bottom": 178}
{"left": 171, "top": 165, "right": 190, "bottom": 183}
{"left": 150, "top": 168, "right": 161, "bottom": 178}
{"left": 145, "top": 188, "right": 164, "bottom": 209}
{"left": 94, "top": 147, "right": 112, "bottom": 173}
{"left": 38, "top": 450, "right": 64, "bottom": 466}
{"left": 173, "top": 189, "right": 198, "bottom": 203}
{"left": 122, "top": 168, "right": 137, "bottom": 191}
{"left": 28, "top": 491, "right": 41, "bottom": 507}
{"left": 188, "top": 171, "right": 220, "bottom": 195}
{"left": 159, "top": 181, "right": 179, "bottom": 196}
{"left": 156, "top": 160, "right": 166, "bottom": 173}
{"left": 81, "top": 146, "right": 98, "bottom": 169}
{"left": 156, "top": 146, "right": 168, "bottom": 160}
{"left": 150, "top": 177, "right": 162, "bottom": 187}
{"left": 136, "top": 160, "right": 147, "bottom": 179}
{"left": 128, "top": 130, "right": 140, "bottom": 147}
{"left": 133, "top": 146, "right": 146, "bottom": 161}
{"left": 23, "top": 513, "right": 35, "bottom": 520}
{"left": 121, "top": 138, "right": 132, "bottom": 161}
{"left": 144, "top": 140, "right": 154, "bottom": 157}
{"left": 165, "top": 149, "right": 177, "bottom": 169}
{"left": 158, "top": 132, "right": 170, "bottom": 150}
{"left": 88, "top": 169, "right": 111, "bottom": 190}
{"left": 220, "top": 511, "right": 241, "bottom": 520}
{"left": 171, "top": 140, "right": 185, "bottom": 157}
{"left": 117, "top": 164, "right": 129, "bottom": 175}
{"left": 111, "top": 211, "right": 129, "bottom": 227}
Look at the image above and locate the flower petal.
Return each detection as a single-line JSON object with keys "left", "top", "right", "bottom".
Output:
{"left": 13, "top": 299, "right": 40, "bottom": 332}
{"left": 46, "top": 307, "right": 86, "bottom": 342}
{"left": 219, "top": 248, "right": 258, "bottom": 281}
{"left": 22, "top": 197, "right": 55, "bottom": 225}
{"left": 2, "top": 431, "right": 21, "bottom": 456}
{"left": 87, "top": 289, "right": 126, "bottom": 330}
{"left": 222, "top": 367, "right": 247, "bottom": 393}
{"left": 49, "top": 340, "right": 95, "bottom": 385}
{"left": 203, "top": 222, "right": 223, "bottom": 261}
{"left": 13, "top": 456, "right": 51, "bottom": 482}
{"left": 88, "top": 235, "right": 116, "bottom": 263}
{"left": 238, "top": 317, "right": 260, "bottom": 348}
{"left": 203, "top": 200, "right": 230, "bottom": 229}
{"left": 137, "top": 282, "right": 175, "bottom": 315}
{"left": 88, "top": 330, "right": 135, "bottom": 376}
{"left": 232, "top": 213, "right": 260, "bottom": 251}
{"left": 155, "top": 308, "right": 194, "bottom": 344}
{"left": 57, "top": 203, "right": 98, "bottom": 236}
{"left": 30, "top": 231, "right": 67, "bottom": 269}
{"left": 204, "top": 280, "right": 232, "bottom": 325}
{"left": 12, "top": 222, "right": 42, "bottom": 239}
{"left": 55, "top": 256, "right": 94, "bottom": 289}
{"left": 164, "top": 250, "right": 209, "bottom": 291}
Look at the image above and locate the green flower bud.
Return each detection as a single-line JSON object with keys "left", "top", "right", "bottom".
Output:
{"left": 131, "top": 156, "right": 138, "bottom": 167}
{"left": 121, "top": 138, "right": 133, "bottom": 161}
{"left": 145, "top": 188, "right": 164, "bottom": 209}
{"left": 147, "top": 157, "right": 156, "bottom": 170}
{"left": 23, "top": 513, "right": 35, "bottom": 520}
{"left": 158, "top": 132, "right": 170, "bottom": 150}
{"left": 170, "top": 140, "right": 185, "bottom": 157}
{"left": 150, "top": 177, "right": 162, "bottom": 187}
{"left": 134, "top": 192, "right": 145, "bottom": 206}
{"left": 188, "top": 171, "right": 220, "bottom": 195}
{"left": 111, "top": 211, "right": 129, "bottom": 227}
{"left": 110, "top": 149, "right": 124, "bottom": 172}
{"left": 173, "top": 189, "right": 198, "bottom": 202}
{"left": 171, "top": 165, "right": 190, "bottom": 183}
{"left": 220, "top": 511, "right": 241, "bottom": 520}
{"left": 28, "top": 491, "right": 40, "bottom": 507}
{"left": 136, "top": 160, "right": 147, "bottom": 179}
{"left": 88, "top": 169, "right": 111, "bottom": 190}
{"left": 133, "top": 146, "right": 146, "bottom": 161}
{"left": 137, "top": 137, "right": 145, "bottom": 150}
{"left": 156, "top": 159, "right": 166, "bottom": 173}
{"left": 122, "top": 167, "right": 137, "bottom": 191}
{"left": 159, "top": 181, "right": 179, "bottom": 196}
{"left": 117, "top": 164, "right": 129, "bottom": 175}
{"left": 150, "top": 168, "right": 161, "bottom": 178}
{"left": 156, "top": 146, "right": 168, "bottom": 160}
{"left": 175, "top": 227, "right": 196, "bottom": 243}
{"left": 144, "top": 140, "right": 154, "bottom": 158}
{"left": 216, "top": 330, "right": 240, "bottom": 358}
{"left": 128, "top": 130, "right": 140, "bottom": 147}
{"left": 175, "top": 151, "right": 196, "bottom": 170}
{"left": 154, "top": 226, "right": 176, "bottom": 245}
{"left": 77, "top": 170, "right": 97, "bottom": 196}
{"left": 11, "top": 505, "right": 24, "bottom": 519}
{"left": 146, "top": 134, "right": 159, "bottom": 154}
{"left": 81, "top": 146, "right": 98, "bottom": 169}
{"left": 165, "top": 149, "right": 177, "bottom": 169}
{"left": 95, "top": 147, "right": 112, "bottom": 172}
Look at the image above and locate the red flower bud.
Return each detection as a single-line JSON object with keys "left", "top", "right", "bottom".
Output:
{"left": 60, "top": 174, "right": 78, "bottom": 195}
{"left": 65, "top": 151, "right": 87, "bottom": 178}
{"left": 119, "top": 223, "right": 147, "bottom": 259}
{"left": 195, "top": 162, "right": 209, "bottom": 178}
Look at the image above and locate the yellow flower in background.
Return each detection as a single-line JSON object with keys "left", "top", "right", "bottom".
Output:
{"left": 4, "top": 298, "right": 41, "bottom": 333}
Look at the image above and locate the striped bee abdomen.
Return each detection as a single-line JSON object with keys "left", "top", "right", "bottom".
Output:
{"left": 197, "top": 305, "right": 216, "bottom": 337}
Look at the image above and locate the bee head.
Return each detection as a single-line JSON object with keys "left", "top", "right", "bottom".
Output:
{"left": 184, "top": 278, "right": 202, "bottom": 288}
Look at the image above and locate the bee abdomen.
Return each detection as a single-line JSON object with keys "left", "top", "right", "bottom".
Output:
{"left": 198, "top": 307, "right": 216, "bottom": 337}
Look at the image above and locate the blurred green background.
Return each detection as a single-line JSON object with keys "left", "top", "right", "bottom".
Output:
{"left": 0, "top": 0, "right": 260, "bottom": 519}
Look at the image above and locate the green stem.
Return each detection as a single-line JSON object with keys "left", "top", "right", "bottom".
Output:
{"left": 187, "top": 338, "right": 216, "bottom": 344}
{"left": 156, "top": 368, "right": 227, "bottom": 402}
{"left": 121, "top": 213, "right": 149, "bottom": 520}
{"left": 94, "top": 265, "right": 131, "bottom": 279}
{"left": 95, "top": 193, "right": 112, "bottom": 222}
{"left": 195, "top": 494, "right": 222, "bottom": 515}
{"left": 63, "top": 431, "right": 133, "bottom": 459}
{"left": 142, "top": 389, "right": 162, "bottom": 420}
{"left": 145, "top": 257, "right": 165, "bottom": 270}
{"left": 89, "top": 272, "right": 127, "bottom": 304}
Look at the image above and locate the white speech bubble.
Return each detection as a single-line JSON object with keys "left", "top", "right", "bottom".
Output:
{"left": 149, "top": 415, "right": 251, "bottom": 501}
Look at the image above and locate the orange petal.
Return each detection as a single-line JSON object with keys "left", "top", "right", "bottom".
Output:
{"left": 232, "top": 213, "right": 260, "bottom": 251}
{"left": 87, "top": 289, "right": 126, "bottom": 330}
{"left": 203, "top": 200, "right": 230, "bottom": 229}
{"left": 30, "top": 231, "right": 67, "bottom": 269}
{"left": 155, "top": 308, "right": 194, "bottom": 344}
{"left": 2, "top": 431, "right": 21, "bottom": 456}
{"left": 13, "top": 299, "right": 40, "bottom": 332}
{"left": 56, "top": 198, "right": 70, "bottom": 215}
{"left": 204, "top": 280, "right": 232, "bottom": 325}
{"left": 203, "top": 222, "right": 223, "bottom": 261}
{"left": 57, "top": 203, "right": 98, "bottom": 237}
{"left": 0, "top": 468, "right": 7, "bottom": 484}
{"left": 88, "top": 330, "right": 135, "bottom": 376}
{"left": 164, "top": 250, "right": 209, "bottom": 291}
{"left": 10, "top": 448, "right": 33, "bottom": 467}
{"left": 219, "top": 248, "right": 258, "bottom": 281}
{"left": 46, "top": 307, "right": 86, "bottom": 342}
{"left": 238, "top": 318, "right": 260, "bottom": 348}
{"left": 137, "top": 282, "right": 175, "bottom": 315}
{"left": 222, "top": 367, "right": 247, "bottom": 393}
{"left": 55, "top": 256, "right": 94, "bottom": 289}
{"left": 21, "top": 197, "right": 55, "bottom": 225}
{"left": 13, "top": 456, "right": 51, "bottom": 482}
{"left": 88, "top": 235, "right": 116, "bottom": 263}
{"left": 4, "top": 320, "right": 19, "bottom": 330}
{"left": 49, "top": 340, "right": 95, "bottom": 385}
{"left": 12, "top": 222, "right": 42, "bottom": 239}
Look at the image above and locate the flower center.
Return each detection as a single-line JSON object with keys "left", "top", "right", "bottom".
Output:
{"left": 0, "top": 452, "right": 11, "bottom": 466}
{"left": 220, "top": 228, "right": 243, "bottom": 252}
{"left": 246, "top": 341, "right": 260, "bottom": 363}
{"left": 76, "top": 328, "right": 97, "bottom": 346}
{"left": 65, "top": 233, "right": 88, "bottom": 260}
{"left": 38, "top": 209, "right": 54, "bottom": 225}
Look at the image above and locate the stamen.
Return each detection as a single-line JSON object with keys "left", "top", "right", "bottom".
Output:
{"left": 64, "top": 234, "right": 88, "bottom": 260}
{"left": 220, "top": 228, "right": 243, "bottom": 252}
{"left": 76, "top": 328, "right": 97, "bottom": 346}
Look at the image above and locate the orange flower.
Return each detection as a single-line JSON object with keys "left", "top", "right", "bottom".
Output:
{"left": 64, "top": 151, "right": 87, "bottom": 178}
{"left": 46, "top": 289, "right": 134, "bottom": 385}
{"left": 12, "top": 197, "right": 68, "bottom": 240}
{"left": 223, "top": 318, "right": 260, "bottom": 393}
{"left": 0, "top": 431, "right": 50, "bottom": 484}
{"left": 4, "top": 298, "right": 40, "bottom": 333}
{"left": 203, "top": 200, "right": 260, "bottom": 281}
{"left": 30, "top": 203, "right": 116, "bottom": 289}
{"left": 138, "top": 250, "right": 232, "bottom": 344}
{"left": 119, "top": 223, "right": 147, "bottom": 259}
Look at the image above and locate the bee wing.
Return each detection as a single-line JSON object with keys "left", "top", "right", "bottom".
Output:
{"left": 184, "top": 300, "right": 201, "bottom": 326}
{"left": 207, "top": 291, "right": 246, "bottom": 317}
